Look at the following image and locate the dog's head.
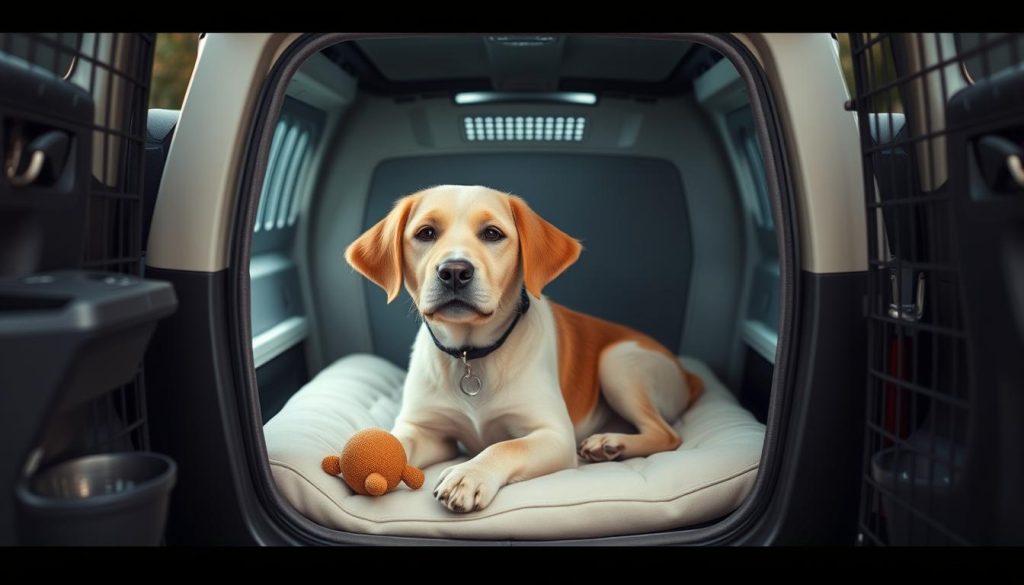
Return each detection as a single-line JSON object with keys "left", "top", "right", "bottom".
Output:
{"left": 345, "top": 185, "right": 582, "bottom": 326}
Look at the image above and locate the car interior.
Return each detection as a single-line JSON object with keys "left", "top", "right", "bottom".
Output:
{"left": 248, "top": 35, "right": 781, "bottom": 540}
{"left": 6, "top": 32, "right": 1022, "bottom": 548}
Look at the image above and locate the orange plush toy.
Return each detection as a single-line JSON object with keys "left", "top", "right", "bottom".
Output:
{"left": 321, "top": 428, "right": 425, "bottom": 496}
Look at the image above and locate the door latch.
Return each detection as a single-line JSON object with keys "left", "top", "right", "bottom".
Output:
{"left": 889, "top": 269, "right": 925, "bottom": 322}
{"left": 4, "top": 121, "right": 70, "bottom": 188}
{"left": 976, "top": 135, "right": 1024, "bottom": 192}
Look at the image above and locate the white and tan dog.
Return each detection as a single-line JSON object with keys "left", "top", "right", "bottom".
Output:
{"left": 346, "top": 185, "right": 703, "bottom": 513}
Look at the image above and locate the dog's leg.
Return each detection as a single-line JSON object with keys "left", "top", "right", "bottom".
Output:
{"left": 391, "top": 420, "right": 459, "bottom": 470}
{"left": 433, "top": 428, "right": 576, "bottom": 513}
{"left": 578, "top": 342, "right": 689, "bottom": 462}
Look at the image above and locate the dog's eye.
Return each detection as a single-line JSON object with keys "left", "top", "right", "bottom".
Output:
{"left": 414, "top": 226, "right": 436, "bottom": 242}
{"left": 481, "top": 227, "right": 505, "bottom": 242}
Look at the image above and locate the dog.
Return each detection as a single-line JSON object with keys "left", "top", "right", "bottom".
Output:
{"left": 345, "top": 185, "right": 704, "bottom": 513}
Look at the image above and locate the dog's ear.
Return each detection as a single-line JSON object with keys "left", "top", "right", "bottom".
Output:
{"left": 345, "top": 194, "right": 419, "bottom": 303}
{"left": 509, "top": 195, "right": 583, "bottom": 298}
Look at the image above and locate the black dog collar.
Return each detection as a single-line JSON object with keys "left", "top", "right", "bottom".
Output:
{"left": 423, "top": 288, "right": 531, "bottom": 361}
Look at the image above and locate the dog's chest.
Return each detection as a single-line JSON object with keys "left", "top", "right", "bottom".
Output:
{"left": 408, "top": 306, "right": 570, "bottom": 453}
{"left": 432, "top": 370, "right": 508, "bottom": 445}
{"left": 423, "top": 361, "right": 540, "bottom": 453}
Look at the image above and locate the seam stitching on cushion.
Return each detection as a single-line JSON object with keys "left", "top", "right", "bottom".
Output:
{"left": 269, "top": 459, "right": 761, "bottom": 525}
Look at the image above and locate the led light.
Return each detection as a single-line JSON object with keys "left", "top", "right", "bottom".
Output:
{"left": 462, "top": 115, "right": 587, "bottom": 142}
{"left": 454, "top": 91, "right": 597, "bottom": 106}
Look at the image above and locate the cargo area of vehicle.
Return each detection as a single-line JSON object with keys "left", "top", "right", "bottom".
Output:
{"left": 247, "top": 35, "right": 784, "bottom": 542}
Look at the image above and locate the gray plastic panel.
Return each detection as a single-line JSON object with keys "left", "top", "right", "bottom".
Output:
{"left": 0, "top": 270, "right": 177, "bottom": 544}
{"left": 363, "top": 153, "right": 692, "bottom": 368}
{"left": 249, "top": 254, "right": 304, "bottom": 338}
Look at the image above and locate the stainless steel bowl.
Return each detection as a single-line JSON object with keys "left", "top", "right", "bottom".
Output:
{"left": 16, "top": 451, "right": 176, "bottom": 546}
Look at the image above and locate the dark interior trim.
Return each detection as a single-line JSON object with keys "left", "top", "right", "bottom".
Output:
{"left": 227, "top": 32, "right": 801, "bottom": 546}
{"left": 324, "top": 41, "right": 492, "bottom": 96}
{"left": 323, "top": 37, "right": 722, "bottom": 99}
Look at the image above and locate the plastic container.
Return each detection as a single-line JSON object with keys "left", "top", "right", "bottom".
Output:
{"left": 0, "top": 270, "right": 177, "bottom": 544}
{"left": 15, "top": 452, "right": 176, "bottom": 546}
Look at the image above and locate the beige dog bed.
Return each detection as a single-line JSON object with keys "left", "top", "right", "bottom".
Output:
{"left": 264, "top": 354, "right": 765, "bottom": 540}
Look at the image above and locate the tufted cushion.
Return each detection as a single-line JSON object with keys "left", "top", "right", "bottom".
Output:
{"left": 265, "top": 354, "right": 765, "bottom": 539}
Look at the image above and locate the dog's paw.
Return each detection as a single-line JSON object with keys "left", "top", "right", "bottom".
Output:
{"left": 432, "top": 462, "right": 502, "bottom": 513}
{"left": 578, "top": 433, "right": 626, "bottom": 462}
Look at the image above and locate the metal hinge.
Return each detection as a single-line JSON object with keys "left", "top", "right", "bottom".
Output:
{"left": 888, "top": 269, "right": 925, "bottom": 322}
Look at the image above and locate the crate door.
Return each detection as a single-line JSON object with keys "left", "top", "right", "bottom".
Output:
{"left": 0, "top": 34, "right": 156, "bottom": 544}
{"left": 1, "top": 33, "right": 155, "bottom": 274}
{"left": 850, "top": 33, "right": 1024, "bottom": 545}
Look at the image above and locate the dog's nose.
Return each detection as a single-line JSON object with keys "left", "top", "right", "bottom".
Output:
{"left": 437, "top": 260, "right": 474, "bottom": 291}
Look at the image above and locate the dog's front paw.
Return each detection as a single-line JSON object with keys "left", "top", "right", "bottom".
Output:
{"left": 432, "top": 462, "right": 502, "bottom": 513}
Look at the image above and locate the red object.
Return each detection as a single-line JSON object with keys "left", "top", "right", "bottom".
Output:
{"left": 882, "top": 338, "right": 912, "bottom": 442}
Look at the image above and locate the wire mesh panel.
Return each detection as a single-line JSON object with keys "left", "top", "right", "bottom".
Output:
{"left": 851, "top": 32, "right": 1024, "bottom": 545}
{"left": 0, "top": 33, "right": 155, "bottom": 461}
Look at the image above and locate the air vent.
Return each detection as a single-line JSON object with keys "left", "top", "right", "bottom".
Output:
{"left": 254, "top": 98, "right": 324, "bottom": 233}
{"left": 463, "top": 116, "right": 587, "bottom": 142}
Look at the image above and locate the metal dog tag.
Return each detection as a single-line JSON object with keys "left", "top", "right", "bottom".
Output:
{"left": 459, "top": 351, "right": 482, "bottom": 396}
{"left": 460, "top": 373, "right": 482, "bottom": 396}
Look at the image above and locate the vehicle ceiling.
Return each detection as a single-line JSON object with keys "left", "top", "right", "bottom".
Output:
{"left": 324, "top": 35, "right": 716, "bottom": 96}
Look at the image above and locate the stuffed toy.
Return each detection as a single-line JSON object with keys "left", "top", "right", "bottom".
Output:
{"left": 321, "top": 428, "right": 425, "bottom": 496}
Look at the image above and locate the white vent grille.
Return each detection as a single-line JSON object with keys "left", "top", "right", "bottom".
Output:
{"left": 463, "top": 116, "right": 587, "bottom": 142}
{"left": 255, "top": 112, "right": 319, "bottom": 232}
